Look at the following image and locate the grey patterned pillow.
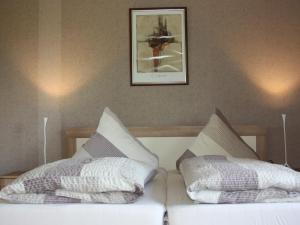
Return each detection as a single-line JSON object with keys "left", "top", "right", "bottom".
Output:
{"left": 73, "top": 107, "right": 159, "bottom": 169}
{"left": 82, "top": 133, "right": 127, "bottom": 158}
{"left": 176, "top": 149, "right": 196, "bottom": 170}
{"left": 188, "top": 108, "right": 259, "bottom": 159}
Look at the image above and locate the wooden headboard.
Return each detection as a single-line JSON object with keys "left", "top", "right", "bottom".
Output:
{"left": 64, "top": 125, "right": 268, "bottom": 163}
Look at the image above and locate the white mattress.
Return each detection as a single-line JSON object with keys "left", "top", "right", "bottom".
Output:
{"left": 167, "top": 171, "right": 300, "bottom": 225}
{"left": 0, "top": 169, "right": 167, "bottom": 225}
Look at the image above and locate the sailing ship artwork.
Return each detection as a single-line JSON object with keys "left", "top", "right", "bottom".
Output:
{"left": 130, "top": 8, "right": 188, "bottom": 85}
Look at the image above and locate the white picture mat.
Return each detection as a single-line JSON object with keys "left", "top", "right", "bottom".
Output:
{"left": 76, "top": 136, "right": 256, "bottom": 170}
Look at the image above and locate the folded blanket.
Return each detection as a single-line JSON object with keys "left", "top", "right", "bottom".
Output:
{"left": 0, "top": 157, "right": 155, "bottom": 204}
{"left": 180, "top": 155, "right": 300, "bottom": 203}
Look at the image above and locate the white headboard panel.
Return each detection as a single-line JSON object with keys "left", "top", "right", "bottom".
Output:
{"left": 65, "top": 126, "right": 266, "bottom": 170}
{"left": 75, "top": 136, "right": 257, "bottom": 170}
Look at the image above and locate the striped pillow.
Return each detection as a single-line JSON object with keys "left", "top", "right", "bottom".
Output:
{"left": 189, "top": 109, "right": 259, "bottom": 159}
{"left": 74, "top": 107, "right": 159, "bottom": 168}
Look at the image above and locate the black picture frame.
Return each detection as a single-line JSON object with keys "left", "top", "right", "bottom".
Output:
{"left": 130, "top": 7, "right": 189, "bottom": 86}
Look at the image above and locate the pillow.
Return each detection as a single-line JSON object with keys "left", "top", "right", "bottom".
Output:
{"left": 176, "top": 149, "right": 196, "bottom": 170}
{"left": 73, "top": 107, "right": 159, "bottom": 168}
{"left": 82, "top": 133, "right": 127, "bottom": 158}
{"left": 189, "top": 109, "right": 259, "bottom": 159}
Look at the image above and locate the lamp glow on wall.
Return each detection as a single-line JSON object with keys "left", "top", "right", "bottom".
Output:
{"left": 215, "top": 17, "right": 300, "bottom": 108}
{"left": 26, "top": 70, "right": 96, "bottom": 98}
{"left": 229, "top": 60, "right": 299, "bottom": 108}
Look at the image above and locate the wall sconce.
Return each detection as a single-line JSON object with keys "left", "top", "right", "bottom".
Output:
{"left": 43, "top": 117, "right": 48, "bottom": 165}
{"left": 282, "top": 114, "right": 290, "bottom": 168}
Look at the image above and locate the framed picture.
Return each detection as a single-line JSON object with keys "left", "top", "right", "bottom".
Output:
{"left": 130, "top": 7, "right": 188, "bottom": 86}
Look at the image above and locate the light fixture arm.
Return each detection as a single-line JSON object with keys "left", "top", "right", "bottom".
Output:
{"left": 43, "top": 117, "right": 48, "bottom": 165}
{"left": 282, "top": 114, "right": 289, "bottom": 167}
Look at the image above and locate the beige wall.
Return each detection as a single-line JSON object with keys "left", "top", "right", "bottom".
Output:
{"left": 0, "top": 0, "right": 299, "bottom": 174}
{"left": 0, "top": 0, "right": 39, "bottom": 174}
{"left": 61, "top": 0, "right": 300, "bottom": 166}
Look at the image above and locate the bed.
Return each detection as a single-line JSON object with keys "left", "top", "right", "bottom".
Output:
{"left": 0, "top": 169, "right": 166, "bottom": 225}
{"left": 1, "top": 124, "right": 298, "bottom": 225}
{"left": 65, "top": 124, "right": 277, "bottom": 225}
{"left": 167, "top": 171, "right": 300, "bottom": 225}
{"left": 153, "top": 125, "right": 300, "bottom": 225}
{"left": 167, "top": 170, "right": 300, "bottom": 225}
{"left": 0, "top": 126, "right": 170, "bottom": 225}
{"left": 65, "top": 124, "right": 298, "bottom": 225}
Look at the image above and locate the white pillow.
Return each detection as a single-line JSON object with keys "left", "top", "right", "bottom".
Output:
{"left": 189, "top": 109, "right": 259, "bottom": 159}
{"left": 75, "top": 107, "right": 159, "bottom": 168}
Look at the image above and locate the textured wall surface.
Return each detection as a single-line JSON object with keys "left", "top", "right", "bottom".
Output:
{"left": 0, "top": 0, "right": 39, "bottom": 174}
{"left": 0, "top": 0, "right": 299, "bottom": 175}
{"left": 61, "top": 0, "right": 300, "bottom": 166}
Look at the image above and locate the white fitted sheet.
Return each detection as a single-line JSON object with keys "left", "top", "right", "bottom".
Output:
{"left": 167, "top": 170, "right": 300, "bottom": 225}
{"left": 0, "top": 169, "right": 167, "bottom": 225}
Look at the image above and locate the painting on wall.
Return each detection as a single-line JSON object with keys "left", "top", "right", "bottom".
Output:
{"left": 130, "top": 7, "right": 188, "bottom": 86}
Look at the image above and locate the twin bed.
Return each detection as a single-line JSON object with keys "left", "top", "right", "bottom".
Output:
{"left": 0, "top": 169, "right": 166, "bottom": 225}
{"left": 167, "top": 171, "right": 300, "bottom": 225}
{"left": 1, "top": 124, "right": 300, "bottom": 225}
